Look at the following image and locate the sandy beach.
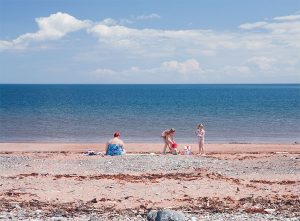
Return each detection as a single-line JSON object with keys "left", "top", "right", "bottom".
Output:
{"left": 0, "top": 143, "right": 299, "bottom": 220}
{"left": 1, "top": 143, "right": 299, "bottom": 153}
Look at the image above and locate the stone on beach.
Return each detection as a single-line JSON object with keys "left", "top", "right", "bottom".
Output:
{"left": 147, "top": 209, "right": 186, "bottom": 221}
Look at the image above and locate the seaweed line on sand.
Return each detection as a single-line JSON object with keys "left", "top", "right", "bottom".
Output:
{"left": 0, "top": 194, "right": 299, "bottom": 218}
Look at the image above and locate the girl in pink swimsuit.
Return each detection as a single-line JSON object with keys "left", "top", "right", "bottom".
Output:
{"left": 196, "top": 124, "right": 205, "bottom": 155}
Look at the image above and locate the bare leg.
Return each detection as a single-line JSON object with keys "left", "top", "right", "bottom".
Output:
{"left": 168, "top": 142, "right": 176, "bottom": 154}
{"left": 162, "top": 138, "right": 168, "bottom": 154}
{"left": 166, "top": 137, "right": 174, "bottom": 153}
{"left": 105, "top": 143, "right": 109, "bottom": 155}
{"left": 198, "top": 140, "right": 204, "bottom": 155}
{"left": 200, "top": 140, "right": 204, "bottom": 155}
{"left": 172, "top": 148, "right": 179, "bottom": 155}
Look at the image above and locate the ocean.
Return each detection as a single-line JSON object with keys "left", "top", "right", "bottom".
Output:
{"left": 0, "top": 84, "right": 299, "bottom": 143}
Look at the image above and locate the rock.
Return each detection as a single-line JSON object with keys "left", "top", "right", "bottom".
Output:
{"left": 147, "top": 209, "right": 186, "bottom": 221}
{"left": 253, "top": 203, "right": 262, "bottom": 209}
{"left": 264, "top": 208, "right": 276, "bottom": 214}
{"left": 35, "top": 209, "right": 42, "bottom": 214}
{"left": 51, "top": 217, "right": 67, "bottom": 221}
{"left": 90, "top": 198, "right": 97, "bottom": 203}
{"left": 88, "top": 216, "right": 101, "bottom": 221}
{"left": 13, "top": 204, "right": 21, "bottom": 210}
{"left": 242, "top": 202, "right": 252, "bottom": 208}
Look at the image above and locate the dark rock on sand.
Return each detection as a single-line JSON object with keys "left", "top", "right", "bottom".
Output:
{"left": 147, "top": 209, "right": 186, "bottom": 221}
{"left": 90, "top": 198, "right": 97, "bottom": 203}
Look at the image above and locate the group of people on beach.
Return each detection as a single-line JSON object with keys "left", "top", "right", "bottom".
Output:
{"left": 161, "top": 124, "right": 205, "bottom": 155}
{"left": 105, "top": 124, "right": 205, "bottom": 156}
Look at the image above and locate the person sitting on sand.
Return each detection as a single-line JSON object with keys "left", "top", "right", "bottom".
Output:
{"left": 196, "top": 124, "right": 205, "bottom": 155}
{"left": 161, "top": 128, "right": 178, "bottom": 154}
{"left": 105, "top": 132, "right": 126, "bottom": 156}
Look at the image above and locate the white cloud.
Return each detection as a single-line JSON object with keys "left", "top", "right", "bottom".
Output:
{"left": 93, "top": 68, "right": 116, "bottom": 76}
{"left": 129, "top": 66, "right": 140, "bottom": 72}
{"left": 200, "top": 50, "right": 216, "bottom": 56}
{"left": 2, "top": 12, "right": 300, "bottom": 54}
{"left": 91, "top": 59, "right": 203, "bottom": 83}
{"left": 98, "top": 14, "right": 159, "bottom": 27}
{"left": 0, "top": 12, "right": 91, "bottom": 50}
{"left": 87, "top": 13, "right": 300, "bottom": 56}
{"left": 1, "top": 12, "right": 300, "bottom": 83}
{"left": 101, "top": 18, "right": 118, "bottom": 26}
{"left": 247, "top": 57, "right": 276, "bottom": 70}
{"left": 93, "top": 59, "right": 201, "bottom": 76}
{"left": 239, "top": 22, "right": 268, "bottom": 30}
{"left": 239, "top": 15, "right": 300, "bottom": 35}
{"left": 88, "top": 24, "right": 262, "bottom": 60}
{"left": 0, "top": 41, "right": 14, "bottom": 50}
{"left": 161, "top": 59, "right": 201, "bottom": 73}
{"left": 274, "top": 14, "right": 300, "bottom": 21}
{"left": 136, "top": 13, "right": 161, "bottom": 20}
{"left": 223, "top": 65, "right": 251, "bottom": 74}
{"left": 120, "top": 18, "right": 134, "bottom": 25}
{"left": 238, "top": 15, "right": 300, "bottom": 49}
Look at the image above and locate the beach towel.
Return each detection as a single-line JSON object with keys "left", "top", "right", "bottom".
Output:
{"left": 107, "top": 144, "right": 124, "bottom": 156}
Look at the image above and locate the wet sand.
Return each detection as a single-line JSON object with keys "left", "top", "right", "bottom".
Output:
{"left": 0, "top": 143, "right": 299, "bottom": 220}
{"left": 0, "top": 143, "right": 299, "bottom": 153}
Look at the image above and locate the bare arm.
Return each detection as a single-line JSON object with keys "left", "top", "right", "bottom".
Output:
{"left": 121, "top": 141, "right": 126, "bottom": 150}
{"left": 167, "top": 135, "right": 175, "bottom": 144}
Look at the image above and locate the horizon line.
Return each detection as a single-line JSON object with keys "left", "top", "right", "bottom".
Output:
{"left": 0, "top": 83, "right": 299, "bottom": 85}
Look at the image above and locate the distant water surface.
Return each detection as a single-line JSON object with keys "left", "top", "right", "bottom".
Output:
{"left": 0, "top": 84, "right": 299, "bottom": 143}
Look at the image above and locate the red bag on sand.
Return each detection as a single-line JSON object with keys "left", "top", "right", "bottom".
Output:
{"left": 171, "top": 143, "right": 178, "bottom": 148}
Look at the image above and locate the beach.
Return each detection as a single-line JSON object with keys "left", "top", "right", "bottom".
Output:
{"left": 1, "top": 0, "right": 300, "bottom": 219}
{"left": 0, "top": 143, "right": 299, "bottom": 220}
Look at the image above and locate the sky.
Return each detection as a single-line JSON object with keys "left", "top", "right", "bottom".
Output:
{"left": 0, "top": 0, "right": 300, "bottom": 83}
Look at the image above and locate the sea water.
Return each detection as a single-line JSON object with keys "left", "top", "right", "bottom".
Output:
{"left": 0, "top": 84, "right": 299, "bottom": 143}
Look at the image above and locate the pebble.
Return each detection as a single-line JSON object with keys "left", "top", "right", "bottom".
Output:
{"left": 0, "top": 211, "right": 299, "bottom": 220}
{"left": 264, "top": 208, "right": 276, "bottom": 214}
{"left": 147, "top": 209, "right": 186, "bottom": 221}
{"left": 0, "top": 154, "right": 299, "bottom": 220}
{"left": 50, "top": 217, "right": 68, "bottom": 221}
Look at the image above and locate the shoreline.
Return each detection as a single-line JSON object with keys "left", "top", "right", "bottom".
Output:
{"left": 0, "top": 142, "right": 299, "bottom": 153}
{"left": 0, "top": 139, "right": 298, "bottom": 144}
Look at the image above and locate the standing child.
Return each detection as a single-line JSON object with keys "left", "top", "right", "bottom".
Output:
{"left": 196, "top": 124, "right": 205, "bottom": 155}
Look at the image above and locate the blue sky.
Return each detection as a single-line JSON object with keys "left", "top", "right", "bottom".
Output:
{"left": 0, "top": 0, "right": 300, "bottom": 83}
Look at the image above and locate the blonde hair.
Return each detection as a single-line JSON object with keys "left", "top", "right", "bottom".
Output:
{"left": 169, "top": 128, "right": 176, "bottom": 133}
{"left": 197, "top": 124, "right": 204, "bottom": 129}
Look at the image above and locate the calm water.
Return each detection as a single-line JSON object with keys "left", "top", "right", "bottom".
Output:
{"left": 0, "top": 84, "right": 299, "bottom": 143}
